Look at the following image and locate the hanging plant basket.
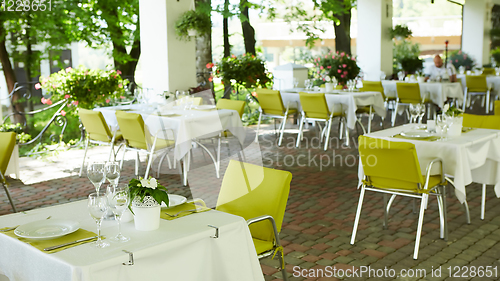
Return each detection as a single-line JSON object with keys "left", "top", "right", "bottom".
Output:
{"left": 175, "top": 9, "right": 211, "bottom": 41}
{"left": 187, "top": 29, "right": 198, "bottom": 37}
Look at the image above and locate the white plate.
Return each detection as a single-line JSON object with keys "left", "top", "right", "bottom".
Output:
{"left": 400, "top": 131, "right": 434, "bottom": 138}
{"left": 161, "top": 194, "right": 187, "bottom": 208}
{"left": 194, "top": 105, "right": 216, "bottom": 110}
{"left": 14, "top": 219, "right": 80, "bottom": 240}
{"left": 157, "top": 112, "right": 178, "bottom": 117}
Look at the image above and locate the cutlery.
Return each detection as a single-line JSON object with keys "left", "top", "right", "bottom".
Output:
{"left": 164, "top": 208, "right": 200, "bottom": 217}
{"left": 43, "top": 236, "right": 98, "bottom": 251}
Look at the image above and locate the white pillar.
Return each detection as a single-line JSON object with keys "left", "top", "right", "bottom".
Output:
{"left": 357, "top": 0, "right": 393, "bottom": 81}
{"left": 462, "top": 0, "right": 492, "bottom": 66}
{"left": 139, "top": 0, "right": 196, "bottom": 92}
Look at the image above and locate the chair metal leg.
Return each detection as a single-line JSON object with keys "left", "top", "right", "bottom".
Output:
{"left": 135, "top": 152, "right": 140, "bottom": 177}
{"left": 255, "top": 111, "right": 262, "bottom": 143}
{"left": 368, "top": 106, "right": 372, "bottom": 133}
{"left": 462, "top": 88, "right": 468, "bottom": 111}
{"left": 344, "top": 119, "right": 350, "bottom": 147}
{"left": 383, "top": 194, "right": 388, "bottom": 230}
{"left": 79, "top": 138, "right": 90, "bottom": 177}
{"left": 278, "top": 251, "right": 288, "bottom": 281}
{"left": 323, "top": 119, "right": 332, "bottom": 151}
{"left": 481, "top": 183, "right": 487, "bottom": 220}
{"left": 392, "top": 102, "right": 399, "bottom": 126}
{"left": 463, "top": 200, "right": 471, "bottom": 224}
{"left": 278, "top": 115, "right": 287, "bottom": 147}
{"left": 1, "top": 179, "right": 17, "bottom": 213}
{"left": 296, "top": 116, "right": 304, "bottom": 148}
{"left": 384, "top": 194, "right": 396, "bottom": 229}
{"left": 413, "top": 194, "right": 427, "bottom": 259}
{"left": 486, "top": 91, "right": 490, "bottom": 114}
{"left": 350, "top": 186, "right": 366, "bottom": 245}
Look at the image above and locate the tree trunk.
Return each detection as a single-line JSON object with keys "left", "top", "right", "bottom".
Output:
{"left": 333, "top": 3, "right": 352, "bottom": 55}
{"left": 195, "top": 0, "right": 213, "bottom": 88}
{"left": 223, "top": 0, "right": 231, "bottom": 98}
{"left": 240, "top": 0, "right": 256, "bottom": 55}
{"left": 0, "top": 23, "right": 22, "bottom": 125}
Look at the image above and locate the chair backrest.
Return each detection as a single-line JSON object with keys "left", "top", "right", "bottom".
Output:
{"left": 299, "top": 92, "right": 330, "bottom": 119}
{"left": 361, "top": 81, "right": 386, "bottom": 99}
{"left": 216, "top": 98, "right": 246, "bottom": 118}
{"left": 396, "top": 83, "right": 421, "bottom": 104}
{"left": 495, "top": 100, "right": 500, "bottom": 116}
{"left": 255, "top": 88, "right": 286, "bottom": 116}
{"left": 482, "top": 68, "right": 495, "bottom": 76}
{"left": 466, "top": 75, "right": 488, "bottom": 92}
{"left": 0, "top": 132, "right": 16, "bottom": 176}
{"left": 216, "top": 160, "right": 292, "bottom": 242}
{"left": 463, "top": 113, "right": 500, "bottom": 130}
{"left": 359, "top": 135, "right": 425, "bottom": 192}
{"left": 191, "top": 97, "right": 203, "bottom": 106}
{"left": 115, "top": 111, "right": 149, "bottom": 150}
{"left": 78, "top": 109, "right": 114, "bottom": 143}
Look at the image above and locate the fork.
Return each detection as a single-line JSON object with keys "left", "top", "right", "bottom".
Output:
{"left": 164, "top": 209, "right": 199, "bottom": 217}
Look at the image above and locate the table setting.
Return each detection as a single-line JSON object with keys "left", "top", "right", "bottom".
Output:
{"left": 0, "top": 161, "right": 264, "bottom": 281}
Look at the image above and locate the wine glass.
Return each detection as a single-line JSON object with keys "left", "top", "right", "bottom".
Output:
{"left": 88, "top": 192, "right": 110, "bottom": 248}
{"left": 105, "top": 161, "right": 120, "bottom": 188}
{"left": 87, "top": 162, "right": 105, "bottom": 193}
{"left": 409, "top": 104, "right": 419, "bottom": 124}
{"left": 293, "top": 77, "right": 299, "bottom": 88}
{"left": 418, "top": 104, "right": 426, "bottom": 125}
{"left": 436, "top": 114, "right": 447, "bottom": 141}
{"left": 106, "top": 185, "right": 130, "bottom": 242}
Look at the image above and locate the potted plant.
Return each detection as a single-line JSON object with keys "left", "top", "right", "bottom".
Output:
{"left": 313, "top": 51, "right": 360, "bottom": 87}
{"left": 400, "top": 56, "right": 423, "bottom": 75}
{"left": 213, "top": 53, "right": 272, "bottom": 89}
{"left": 449, "top": 50, "right": 476, "bottom": 71}
{"left": 36, "top": 66, "right": 128, "bottom": 115}
{"left": 389, "top": 24, "right": 412, "bottom": 40}
{"left": 175, "top": 10, "right": 211, "bottom": 41}
{"left": 443, "top": 103, "right": 463, "bottom": 137}
{"left": 128, "top": 177, "right": 169, "bottom": 231}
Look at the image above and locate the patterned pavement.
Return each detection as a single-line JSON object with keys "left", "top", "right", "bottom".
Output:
{"left": 1, "top": 109, "right": 500, "bottom": 281}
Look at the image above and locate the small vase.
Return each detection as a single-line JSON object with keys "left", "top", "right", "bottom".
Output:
{"left": 325, "top": 82, "right": 333, "bottom": 92}
{"left": 446, "top": 116, "right": 463, "bottom": 137}
{"left": 132, "top": 196, "right": 161, "bottom": 231}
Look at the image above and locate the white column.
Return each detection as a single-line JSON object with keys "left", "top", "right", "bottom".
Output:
{"left": 356, "top": 0, "right": 393, "bottom": 81}
{"left": 139, "top": 0, "right": 196, "bottom": 92}
{"left": 462, "top": 0, "right": 493, "bottom": 66}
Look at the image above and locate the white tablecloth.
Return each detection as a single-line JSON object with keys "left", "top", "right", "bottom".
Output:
{"left": 0, "top": 200, "right": 264, "bottom": 281}
{"left": 280, "top": 91, "right": 386, "bottom": 129}
{"left": 358, "top": 125, "right": 500, "bottom": 203}
{"left": 381, "top": 81, "right": 464, "bottom": 108}
{"left": 95, "top": 104, "right": 245, "bottom": 161}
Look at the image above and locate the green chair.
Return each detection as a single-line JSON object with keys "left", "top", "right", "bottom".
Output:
{"left": 464, "top": 75, "right": 491, "bottom": 113}
{"left": 463, "top": 113, "right": 500, "bottom": 220}
{"left": 352, "top": 136, "right": 447, "bottom": 259}
{"left": 255, "top": 89, "right": 297, "bottom": 146}
{"left": 115, "top": 111, "right": 175, "bottom": 178}
{"left": 482, "top": 68, "right": 495, "bottom": 76}
{"left": 78, "top": 109, "right": 123, "bottom": 177}
{"left": 296, "top": 92, "right": 344, "bottom": 150}
{"left": 0, "top": 132, "right": 17, "bottom": 213}
{"left": 359, "top": 81, "right": 388, "bottom": 132}
{"left": 216, "top": 160, "right": 292, "bottom": 281}
{"left": 393, "top": 83, "right": 433, "bottom": 126}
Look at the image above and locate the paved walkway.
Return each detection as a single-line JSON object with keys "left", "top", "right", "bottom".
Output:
{"left": 2, "top": 115, "right": 500, "bottom": 281}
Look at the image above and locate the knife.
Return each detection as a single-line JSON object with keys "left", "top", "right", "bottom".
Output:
{"left": 43, "top": 236, "right": 98, "bottom": 251}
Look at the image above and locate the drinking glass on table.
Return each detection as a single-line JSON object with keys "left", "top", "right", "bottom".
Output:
{"left": 409, "top": 104, "right": 419, "bottom": 124}
{"left": 436, "top": 114, "right": 447, "bottom": 140}
{"left": 293, "top": 77, "right": 299, "bottom": 88}
{"left": 417, "top": 104, "right": 426, "bottom": 124}
{"left": 87, "top": 162, "right": 105, "bottom": 193}
{"left": 105, "top": 161, "right": 120, "bottom": 187}
{"left": 106, "top": 185, "right": 130, "bottom": 242}
{"left": 88, "top": 192, "right": 110, "bottom": 248}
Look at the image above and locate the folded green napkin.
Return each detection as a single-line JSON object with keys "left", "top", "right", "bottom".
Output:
{"left": 161, "top": 202, "right": 211, "bottom": 221}
{"left": 392, "top": 134, "right": 441, "bottom": 141}
{"left": 1, "top": 228, "right": 98, "bottom": 254}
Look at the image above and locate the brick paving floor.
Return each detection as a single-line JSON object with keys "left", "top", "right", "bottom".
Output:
{"left": 1, "top": 101, "right": 500, "bottom": 281}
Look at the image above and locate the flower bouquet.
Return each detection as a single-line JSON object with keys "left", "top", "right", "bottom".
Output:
{"left": 442, "top": 104, "right": 463, "bottom": 137}
{"left": 314, "top": 51, "right": 360, "bottom": 87}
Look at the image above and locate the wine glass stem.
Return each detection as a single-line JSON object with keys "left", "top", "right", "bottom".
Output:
{"left": 94, "top": 183, "right": 101, "bottom": 194}
{"left": 96, "top": 219, "right": 102, "bottom": 243}
{"left": 116, "top": 214, "right": 122, "bottom": 235}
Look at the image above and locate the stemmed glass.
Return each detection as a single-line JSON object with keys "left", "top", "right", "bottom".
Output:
{"left": 409, "top": 104, "right": 419, "bottom": 124}
{"left": 87, "top": 162, "right": 105, "bottom": 193}
{"left": 106, "top": 185, "right": 130, "bottom": 242}
{"left": 417, "top": 104, "right": 426, "bottom": 125}
{"left": 436, "top": 115, "right": 447, "bottom": 141}
{"left": 293, "top": 77, "right": 299, "bottom": 88}
{"left": 105, "top": 162, "right": 120, "bottom": 188}
{"left": 88, "top": 192, "right": 110, "bottom": 248}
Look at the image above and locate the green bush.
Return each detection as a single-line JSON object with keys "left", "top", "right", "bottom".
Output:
{"left": 449, "top": 50, "right": 475, "bottom": 70}
{"left": 400, "top": 57, "right": 423, "bottom": 74}
{"left": 389, "top": 24, "right": 412, "bottom": 39}
{"left": 214, "top": 54, "right": 272, "bottom": 89}
{"left": 175, "top": 9, "right": 211, "bottom": 41}
{"left": 491, "top": 47, "right": 500, "bottom": 66}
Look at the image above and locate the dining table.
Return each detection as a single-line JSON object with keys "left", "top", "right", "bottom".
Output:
{"left": 280, "top": 89, "right": 387, "bottom": 133}
{"left": 0, "top": 200, "right": 264, "bottom": 281}
{"left": 381, "top": 81, "right": 464, "bottom": 108}
{"left": 358, "top": 124, "right": 500, "bottom": 204}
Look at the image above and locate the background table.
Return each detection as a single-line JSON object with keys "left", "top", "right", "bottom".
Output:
{"left": 281, "top": 90, "right": 386, "bottom": 130}
{"left": 381, "top": 81, "right": 463, "bottom": 108}
{"left": 96, "top": 104, "right": 245, "bottom": 161}
{"left": 0, "top": 200, "right": 264, "bottom": 281}
{"left": 359, "top": 125, "right": 500, "bottom": 203}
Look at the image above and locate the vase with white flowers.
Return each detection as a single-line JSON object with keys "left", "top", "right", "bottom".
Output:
{"left": 128, "top": 177, "right": 169, "bottom": 231}
{"left": 324, "top": 76, "right": 337, "bottom": 92}
{"left": 443, "top": 104, "right": 463, "bottom": 137}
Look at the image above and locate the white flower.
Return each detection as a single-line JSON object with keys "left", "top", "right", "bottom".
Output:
{"left": 325, "top": 76, "right": 331, "bottom": 82}
{"left": 443, "top": 104, "right": 450, "bottom": 113}
{"left": 140, "top": 178, "right": 157, "bottom": 190}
